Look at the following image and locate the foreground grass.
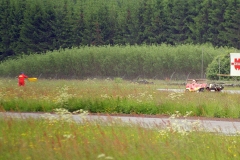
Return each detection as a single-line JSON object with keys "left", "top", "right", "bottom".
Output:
{"left": 1, "top": 78, "right": 240, "bottom": 118}
{"left": 0, "top": 112, "right": 240, "bottom": 160}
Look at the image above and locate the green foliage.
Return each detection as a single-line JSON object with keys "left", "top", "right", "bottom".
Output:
{"left": 0, "top": 0, "right": 25, "bottom": 60}
{"left": 1, "top": 0, "right": 240, "bottom": 60}
{"left": 2, "top": 99, "right": 55, "bottom": 112}
{"left": 114, "top": 77, "right": 123, "bottom": 84}
{"left": 206, "top": 47, "right": 240, "bottom": 80}
{"left": 0, "top": 44, "right": 227, "bottom": 79}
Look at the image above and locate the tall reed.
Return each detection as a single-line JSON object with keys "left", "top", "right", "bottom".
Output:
{"left": 0, "top": 44, "right": 236, "bottom": 80}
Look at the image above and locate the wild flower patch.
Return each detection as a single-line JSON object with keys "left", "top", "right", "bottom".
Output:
{"left": 41, "top": 108, "right": 88, "bottom": 124}
{"left": 167, "top": 92, "right": 184, "bottom": 101}
{"left": 159, "top": 111, "right": 204, "bottom": 136}
{"left": 54, "top": 85, "right": 75, "bottom": 108}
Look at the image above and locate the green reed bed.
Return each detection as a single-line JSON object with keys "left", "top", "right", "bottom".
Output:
{"left": 0, "top": 44, "right": 225, "bottom": 79}
{"left": 0, "top": 111, "right": 240, "bottom": 160}
{"left": 1, "top": 78, "right": 240, "bottom": 118}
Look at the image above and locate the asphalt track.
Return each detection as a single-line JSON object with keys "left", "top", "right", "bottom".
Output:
{"left": 157, "top": 88, "right": 240, "bottom": 94}
{"left": 1, "top": 112, "right": 240, "bottom": 135}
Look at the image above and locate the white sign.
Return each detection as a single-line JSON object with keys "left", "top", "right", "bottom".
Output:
{"left": 230, "top": 53, "right": 240, "bottom": 76}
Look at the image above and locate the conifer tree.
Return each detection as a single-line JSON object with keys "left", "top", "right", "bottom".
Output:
{"left": 168, "top": 0, "right": 192, "bottom": 44}
{"left": 224, "top": 0, "right": 240, "bottom": 49}
{"left": 20, "top": 0, "right": 56, "bottom": 53}
{"left": 122, "top": 8, "right": 138, "bottom": 45}
{"left": 162, "top": 0, "right": 175, "bottom": 45}
{"left": 9, "top": 0, "right": 27, "bottom": 56}
{"left": 73, "top": 8, "right": 85, "bottom": 47}
{"left": 92, "top": 5, "right": 112, "bottom": 46}
{"left": 0, "top": 0, "right": 14, "bottom": 60}
{"left": 208, "top": 0, "right": 228, "bottom": 47}
{"left": 136, "top": 0, "right": 156, "bottom": 44}
{"left": 151, "top": 0, "right": 167, "bottom": 44}
{"left": 51, "top": 0, "right": 75, "bottom": 49}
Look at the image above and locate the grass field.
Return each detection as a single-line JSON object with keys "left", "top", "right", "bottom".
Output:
{"left": 1, "top": 109, "right": 240, "bottom": 160}
{"left": 1, "top": 78, "right": 240, "bottom": 118}
{"left": 1, "top": 78, "right": 240, "bottom": 159}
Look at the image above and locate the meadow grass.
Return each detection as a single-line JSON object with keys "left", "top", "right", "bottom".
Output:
{"left": 1, "top": 78, "right": 240, "bottom": 118}
{"left": 0, "top": 110, "right": 240, "bottom": 160}
{"left": 1, "top": 79, "right": 240, "bottom": 159}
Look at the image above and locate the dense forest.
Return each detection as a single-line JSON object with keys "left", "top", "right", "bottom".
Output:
{"left": 1, "top": 0, "right": 240, "bottom": 61}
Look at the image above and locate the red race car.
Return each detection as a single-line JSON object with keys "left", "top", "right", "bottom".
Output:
{"left": 185, "top": 79, "right": 224, "bottom": 92}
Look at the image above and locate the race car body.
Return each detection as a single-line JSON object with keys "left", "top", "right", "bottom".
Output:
{"left": 185, "top": 79, "right": 224, "bottom": 92}
{"left": 185, "top": 79, "right": 207, "bottom": 92}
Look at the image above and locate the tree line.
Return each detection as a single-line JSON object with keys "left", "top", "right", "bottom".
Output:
{"left": 1, "top": 0, "right": 240, "bottom": 61}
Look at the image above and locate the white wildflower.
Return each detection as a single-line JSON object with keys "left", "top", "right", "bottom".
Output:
{"left": 55, "top": 85, "right": 73, "bottom": 108}
{"left": 101, "top": 94, "right": 111, "bottom": 99}
{"left": 97, "top": 154, "right": 106, "bottom": 158}
{"left": 161, "top": 111, "right": 204, "bottom": 136}
{"left": 63, "top": 134, "right": 75, "bottom": 139}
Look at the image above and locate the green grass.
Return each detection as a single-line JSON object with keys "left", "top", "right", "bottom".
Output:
{"left": 1, "top": 78, "right": 240, "bottom": 159}
{"left": 1, "top": 78, "right": 240, "bottom": 118}
{"left": 0, "top": 112, "right": 240, "bottom": 160}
